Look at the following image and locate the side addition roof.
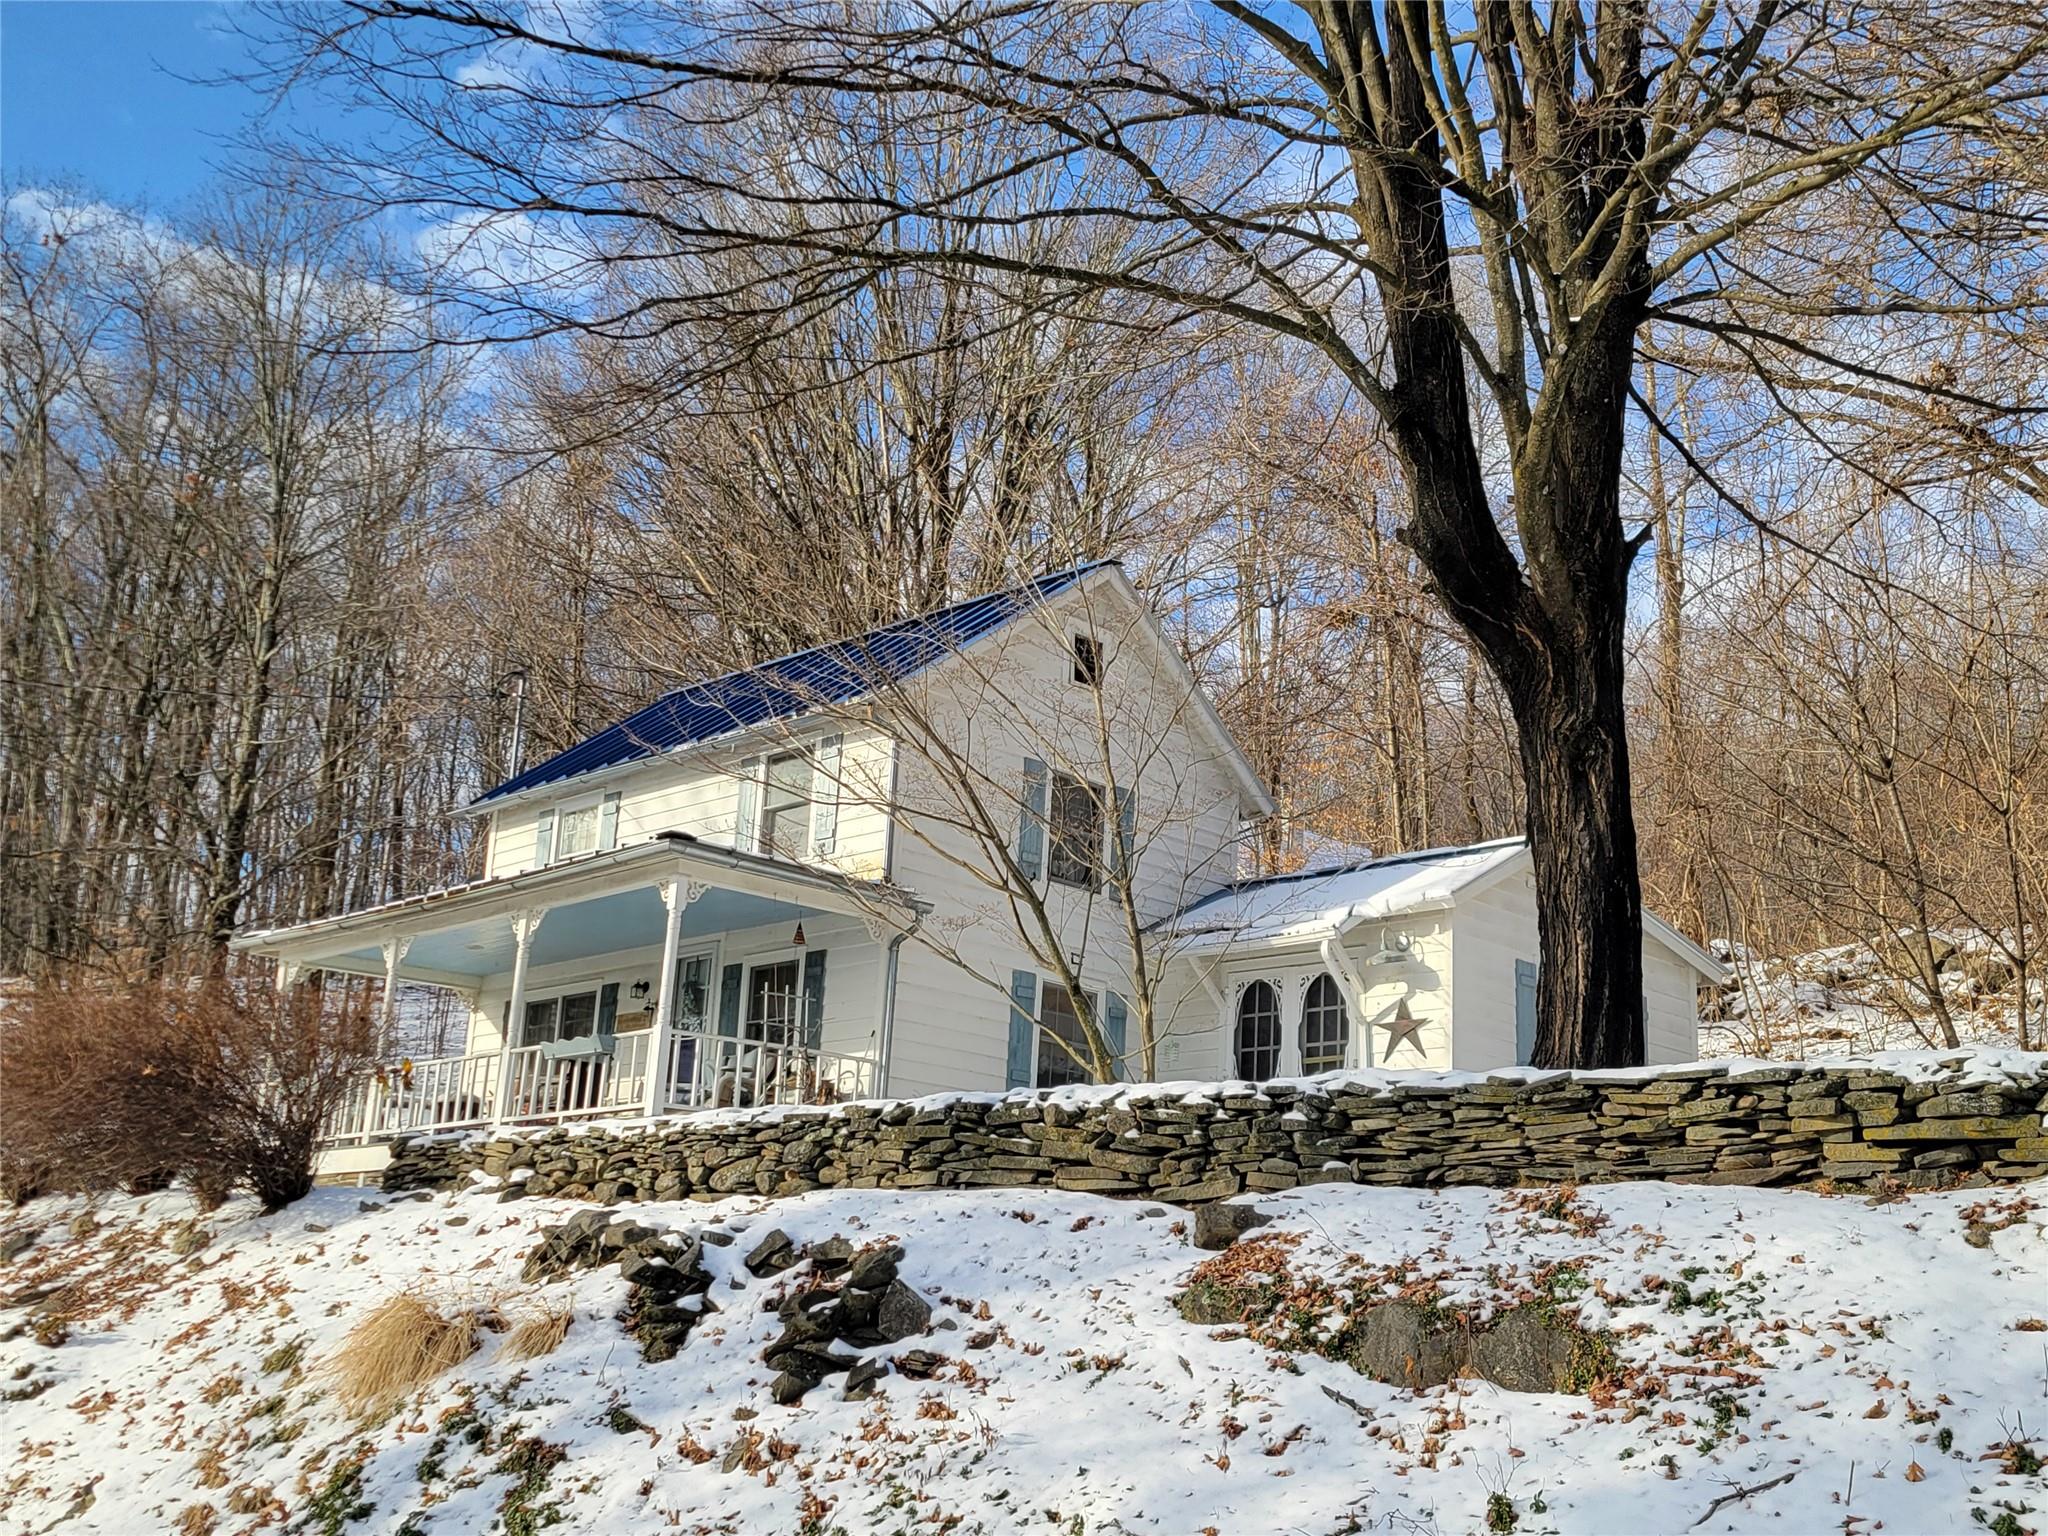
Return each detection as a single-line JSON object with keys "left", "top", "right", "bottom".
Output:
{"left": 1157, "top": 837, "right": 1730, "bottom": 982}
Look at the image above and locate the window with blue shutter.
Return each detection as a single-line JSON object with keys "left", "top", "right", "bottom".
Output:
{"left": 802, "top": 948, "right": 828, "bottom": 1049}
{"left": 597, "top": 790, "right": 621, "bottom": 852}
{"left": 534, "top": 807, "right": 555, "bottom": 868}
{"left": 717, "top": 962, "right": 744, "bottom": 1037}
{"left": 1103, "top": 991, "right": 1128, "bottom": 1081}
{"left": 1108, "top": 785, "right": 1136, "bottom": 890}
{"left": 596, "top": 981, "right": 620, "bottom": 1044}
{"left": 1016, "top": 759, "right": 1048, "bottom": 880}
{"left": 1005, "top": 970, "right": 1037, "bottom": 1089}
{"left": 1515, "top": 959, "right": 1539, "bottom": 1065}
{"left": 735, "top": 756, "right": 762, "bottom": 851}
{"left": 810, "top": 734, "right": 842, "bottom": 857}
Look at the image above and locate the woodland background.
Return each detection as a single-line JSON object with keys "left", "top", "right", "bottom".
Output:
{"left": 4, "top": 143, "right": 2045, "bottom": 1054}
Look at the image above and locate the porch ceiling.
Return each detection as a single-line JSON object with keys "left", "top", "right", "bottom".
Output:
{"left": 316, "top": 884, "right": 827, "bottom": 981}
{"left": 233, "top": 833, "right": 924, "bottom": 986}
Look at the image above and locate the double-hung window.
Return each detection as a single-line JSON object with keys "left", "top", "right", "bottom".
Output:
{"left": 759, "top": 751, "right": 812, "bottom": 861}
{"left": 534, "top": 790, "right": 619, "bottom": 868}
{"left": 1035, "top": 981, "right": 1093, "bottom": 1088}
{"left": 555, "top": 801, "right": 602, "bottom": 860}
{"left": 520, "top": 987, "right": 602, "bottom": 1046}
{"left": 1047, "top": 771, "right": 1103, "bottom": 889}
{"left": 746, "top": 959, "right": 802, "bottom": 1045}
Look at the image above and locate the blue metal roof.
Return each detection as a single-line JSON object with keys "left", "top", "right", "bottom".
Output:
{"left": 473, "top": 560, "right": 1115, "bottom": 808}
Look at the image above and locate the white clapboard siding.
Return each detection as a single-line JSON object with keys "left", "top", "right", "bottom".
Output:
{"left": 880, "top": 579, "right": 1258, "bottom": 1093}
{"left": 1449, "top": 879, "right": 1702, "bottom": 1069}
{"left": 483, "top": 724, "right": 895, "bottom": 884}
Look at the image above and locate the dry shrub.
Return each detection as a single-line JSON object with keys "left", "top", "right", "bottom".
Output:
{"left": 502, "top": 1302, "right": 572, "bottom": 1362}
{"left": 330, "top": 1292, "right": 479, "bottom": 1419}
{"left": 0, "top": 977, "right": 372, "bottom": 1211}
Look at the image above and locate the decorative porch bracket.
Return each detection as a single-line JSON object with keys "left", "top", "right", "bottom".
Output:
{"left": 274, "top": 958, "right": 304, "bottom": 994}
{"left": 492, "top": 908, "right": 549, "bottom": 1126}
{"left": 644, "top": 879, "right": 708, "bottom": 1118}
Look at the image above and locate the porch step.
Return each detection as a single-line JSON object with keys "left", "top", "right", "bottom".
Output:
{"left": 313, "top": 1142, "right": 393, "bottom": 1183}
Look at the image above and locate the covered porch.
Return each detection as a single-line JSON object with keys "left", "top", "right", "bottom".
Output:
{"left": 231, "top": 834, "right": 925, "bottom": 1154}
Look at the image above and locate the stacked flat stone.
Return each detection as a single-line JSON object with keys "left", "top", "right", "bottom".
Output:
{"left": 384, "top": 1060, "right": 2048, "bottom": 1206}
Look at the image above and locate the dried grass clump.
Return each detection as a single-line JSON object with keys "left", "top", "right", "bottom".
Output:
{"left": 502, "top": 1302, "right": 572, "bottom": 1362}
{"left": 330, "top": 1293, "right": 478, "bottom": 1419}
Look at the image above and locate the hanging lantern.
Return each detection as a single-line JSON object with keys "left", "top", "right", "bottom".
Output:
{"left": 791, "top": 922, "right": 807, "bottom": 947}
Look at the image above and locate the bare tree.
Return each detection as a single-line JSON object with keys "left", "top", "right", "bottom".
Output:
{"left": 263, "top": 0, "right": 2048, "bottom": 1063}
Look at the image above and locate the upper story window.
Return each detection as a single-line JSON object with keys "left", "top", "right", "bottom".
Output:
{"left": 760, "top": 750, "right": 812, "bottom": 861}
{"left": 533, "top": 790, "right": 620, "bottom": 868}
{"left": 556, "top": 800, "right": 603, "bottom": 859}
{"left": 1047, "top": 770, "right": 1104, "bottom": 888}
{"left": 737, "top": 733, "right": 842, "bottom": 865}
{"left": 1071, "top": 632, "right": 1103, "bottom": 687}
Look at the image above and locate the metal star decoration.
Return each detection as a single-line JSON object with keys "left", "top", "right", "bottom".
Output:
{"left": 1374, "top": 999, "right": 1429, "bottom": 1060}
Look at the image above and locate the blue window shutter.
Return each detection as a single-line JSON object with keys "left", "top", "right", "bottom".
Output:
{"left": 735, "top": 756, "right": 762, "bottom": 851}
{"left": 1108, "top": 786, "right": 1136, "bottom": 890}
{"left": 1103, "top": 991, "right": 1128, "bottom": 1081}
{"left": 1515, "top": 959, "right": 1539, "bottom": 1066}
{"left": 597, "top": 790, "right": 621, "bottom": 852}
{"left": 802, "top": 948, "right": 828, "bottom": 1049}
{"left": 1005, "top": 970, "right": 1037, "bottom": 1089}
{"left": 810, "top": 734, "right": 842, "bottom": 857}
{"left": 717, "top": 962, "right": 744, "bottom": 1037}
{"left": 596, "top": 981, "right": 620, "bottom": 1043}
{"left": 533, "top": 808, "right": 555, "bottom": 868}
{"left": 1017, "top": 759, "right": 1048, "bottom": 881}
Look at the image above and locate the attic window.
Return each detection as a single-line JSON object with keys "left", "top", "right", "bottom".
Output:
{"left": 1071, "top": 633, "right": 1103, "bottom": 686}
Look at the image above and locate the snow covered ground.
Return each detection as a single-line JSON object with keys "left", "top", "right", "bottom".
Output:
{"left": 1710, "top": 938, "right": 2044, "bottom": 1059}
{"left": 2, "top": 1176, "right": 2044, "bottom": 1536}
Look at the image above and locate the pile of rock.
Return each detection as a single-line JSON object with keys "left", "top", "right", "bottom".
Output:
{"left": 385, "top": 1058, "right": 2048, "bottom": 1207}
{"left": 522, "top": 1208, "right": 719, "bottom": 1361}
{"left": 745, "top": 1230, "right": 935, "bottom": 1403}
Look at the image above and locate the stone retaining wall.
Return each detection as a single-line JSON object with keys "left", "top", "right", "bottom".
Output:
{"left": 382, "top": 1060, "right": 2048, "bottom": 1205}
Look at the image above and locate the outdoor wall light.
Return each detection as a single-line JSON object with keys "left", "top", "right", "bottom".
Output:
{"left": 630, "top": 978, "right": 651, "bottom": 1000}
{"left": 1366, "top": 931, "right": 1414, "bottom": 967}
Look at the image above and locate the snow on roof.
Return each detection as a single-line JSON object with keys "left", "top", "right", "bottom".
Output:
{"left": 473, "top": 560, "right": 1115, "bottom": 808}
{"left": 1158, "top": 837, "right": 1527, "bottom": 950}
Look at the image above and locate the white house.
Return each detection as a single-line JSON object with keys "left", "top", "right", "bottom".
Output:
{"left": 1148, "top": 838, "right": 1727, "bottom": 1080}
{"left": 230, "top": 560, "right": 1724, "bottom": 1172}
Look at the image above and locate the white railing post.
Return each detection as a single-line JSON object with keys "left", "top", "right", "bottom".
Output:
{"left": 376, "top": 935, "right": 413, "bottom": 1057}
{"left": 493, "top": 908, "right": 546, "bottom": 1126}
{"left": 643, "top": 878, "right": 702, "bottom": 1119}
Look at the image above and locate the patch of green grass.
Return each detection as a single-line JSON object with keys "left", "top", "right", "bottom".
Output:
{"left": 494, "top": 1436, "right": 567, "bottom": 1536}
{"left": 1695, "top": 1392, "right": 1749, "bottom": 1454}
{"left": 417, "top": 1400, "right": 486, "bottom": 1486}
{"left": 602, "top": 1405, "right": 646, "bottom": 1436}
{"left": 298, "top": 1447, "right": 372, "bottom": 1535}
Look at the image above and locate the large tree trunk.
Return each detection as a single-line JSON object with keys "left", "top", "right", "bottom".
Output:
{"left": 1506, "top": 628, "right": 1647, "bottom": 1069}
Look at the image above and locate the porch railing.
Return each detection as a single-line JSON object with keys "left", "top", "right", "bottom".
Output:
{"left": 660, "top": 1030, "right": 880, "bottom": 1111}
{"left": 319, "top": 1027, "right": 879, "bottom": 1147}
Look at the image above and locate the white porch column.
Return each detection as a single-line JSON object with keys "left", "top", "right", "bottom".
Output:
{"left": 643, "top": 879, "right": 703, "bottom": 1118}
{"left": 376, "top": 935, "right": 414, "bottom": 1057}
{"left": 493, "top": 908, "right": 547, "bottom": 1126}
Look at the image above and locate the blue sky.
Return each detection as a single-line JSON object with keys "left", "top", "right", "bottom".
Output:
{"left": 2, "top": 1, "right": 327, "bottom": 206}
